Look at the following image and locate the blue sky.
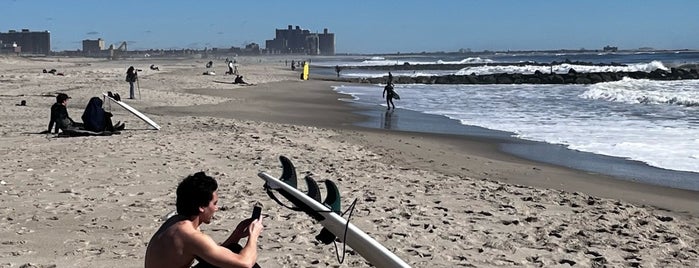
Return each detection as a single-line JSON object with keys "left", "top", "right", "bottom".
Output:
{"left": 2, "top": 0, "right": 698, "bottom": 53}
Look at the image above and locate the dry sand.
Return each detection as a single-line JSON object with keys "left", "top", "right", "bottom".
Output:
{"left": 1, "top": 55, "right": 698, "bottom": 267}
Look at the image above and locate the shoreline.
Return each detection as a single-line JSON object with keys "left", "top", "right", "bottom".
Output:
{"left": 149, "top": 78, "right": 699, "bottom": 216}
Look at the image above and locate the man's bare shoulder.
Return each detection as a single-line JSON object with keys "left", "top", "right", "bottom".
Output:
{"left": 145, "top": 217, "right": 209, "bottom": 268}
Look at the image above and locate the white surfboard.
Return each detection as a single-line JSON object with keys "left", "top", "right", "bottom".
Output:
{"left": 258, "top": 157, "right": 410, "bottom": 267}
{"left": 102, "top": 93, "right": 161, "bottom": 130}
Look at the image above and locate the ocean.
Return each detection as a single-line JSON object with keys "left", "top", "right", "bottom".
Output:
{"left": 310, "top": 51, "right": 699, "bottom": 191}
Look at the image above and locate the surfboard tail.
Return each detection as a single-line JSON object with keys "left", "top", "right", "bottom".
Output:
{"left": 259, "top": 156, "right": 411, "bottom": 267}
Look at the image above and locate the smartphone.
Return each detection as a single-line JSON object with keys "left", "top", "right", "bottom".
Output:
{"left": 251, "top": 206, "right": 262, "bottom": 220}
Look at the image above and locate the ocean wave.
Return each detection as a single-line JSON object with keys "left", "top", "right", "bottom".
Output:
{"left": 579, "top": 77, "right": 699, "bottom": 107}
{"left": 455, "top": 61, "right": 668, "bottom": 75}
{"left": 353, "top": 57, "right": 494, "bottom": 67}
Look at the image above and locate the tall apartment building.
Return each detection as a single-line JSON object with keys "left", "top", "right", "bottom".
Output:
{"left": 0, "top": 29, "right": 51, "bottom": 55}
{"left": 265, "top": 25, "right": 335, "bottom": 55}
{"left": 83, "top": 38, "right": 105, "bottom": 53}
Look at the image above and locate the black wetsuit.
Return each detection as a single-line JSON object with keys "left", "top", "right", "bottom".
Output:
{"left": 48, "top": 103, "right": 75, "bottom": 133}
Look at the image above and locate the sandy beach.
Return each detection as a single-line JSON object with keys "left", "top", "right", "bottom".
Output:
{"left": 1, "top": 55, "right": 698, "bottom": 267}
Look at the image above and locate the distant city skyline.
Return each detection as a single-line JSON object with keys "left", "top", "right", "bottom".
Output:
{"left": 2, "top": 0, "right": 698, "bottom": 54}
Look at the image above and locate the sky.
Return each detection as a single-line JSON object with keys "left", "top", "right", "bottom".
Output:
{"left": 1, "top": 0, "right": 698, "bottom": 54}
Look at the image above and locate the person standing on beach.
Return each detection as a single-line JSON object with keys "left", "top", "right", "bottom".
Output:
{"left": 145, "top": 172, "right": 263, "bottom": 268}
{"left": 383, "top": 83, "right": 396, "bottom": 110}
{"left": 227, "top": 61, "right": 235, "bottom": 75}
{"left": 335, "top": 65, "right": 341, "bottom": 77}
{"left": 125, "top": 66, "right": 138, "bottom": 99}
{"left": 387, "top": 72, "right": 393, "bottom": 84}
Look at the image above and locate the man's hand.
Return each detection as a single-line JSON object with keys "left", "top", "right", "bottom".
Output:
{"left": 247, "top": 219, "right": 263, "bottom": 239}
{"left": 231, "top": 218, "right": 253, "bottom": 242}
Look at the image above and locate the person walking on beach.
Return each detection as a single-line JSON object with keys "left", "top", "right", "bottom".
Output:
{"left": 383, "top": 83, "right": 397, "bottom": 110}
{"left": 125, "top": 66, "right": 138, "bottom": 99}
{"left": 145, "top": 172, "right": 263, "bottom": 268}
{"left": 227, "top": 60, "right": 235, "bottom": 75}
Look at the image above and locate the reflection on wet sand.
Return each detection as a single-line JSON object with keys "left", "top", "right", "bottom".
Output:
{"left": 381, "top": 109, "right": 396, "bottom": 129}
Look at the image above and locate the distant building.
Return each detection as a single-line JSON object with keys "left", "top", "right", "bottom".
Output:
{"left": 0, "top": 40, "right": 20, "bottom": 54}
{"left": 603, "top": 45, "right": 618, "bottom": 52}
{"left": 318, "top": 28, "right": 335, "bottom": 55}
{"left": 0, "top": 29, "right": 51, "bottom": 55}
{"left": 265, "top": 25, "right": 335, "bottom": 55}
{"left": 82, "top": 38, "right": 105, "bottom": 53}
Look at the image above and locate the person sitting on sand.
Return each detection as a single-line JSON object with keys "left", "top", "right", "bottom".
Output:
{"left": 234, "top": 75, "right": 249, "bottom": 85}
{"left": 383, "top": 83, "right": 397, "bottom": 110}
{"left": 47, "top": 93, "right": 82, "bottom": 134}
{"left": 81, "top": 97, "right": 124, "bottom": 132}
{"left": 145, "top": 172, "right": 263, "bottom": 268}
{"left": 150, "top": 64, "right": 160, "bottom": 71}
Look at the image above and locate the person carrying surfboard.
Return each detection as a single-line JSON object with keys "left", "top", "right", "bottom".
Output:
{"left": 145, "top": 172, "right": 263, "bottom": 268}
{"left": 382, "top": 83, "right": 397, "bottom": 110}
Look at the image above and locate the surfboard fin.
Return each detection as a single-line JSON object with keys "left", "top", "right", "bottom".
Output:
{"left": 304, "top": 175, "right": 322, "bottom": 203}
{"left": 322, "top": 180, "right": 341, "bottom": 214}
{"left": 279, "top": 156, "right": 297, "bottom": 188}
{"left": 316, "top": 227, "right": 337, "bottom": 244}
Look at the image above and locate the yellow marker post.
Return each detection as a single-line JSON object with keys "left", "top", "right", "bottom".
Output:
{"left": 302, "top": 62, "right": 309, "bottom": 80}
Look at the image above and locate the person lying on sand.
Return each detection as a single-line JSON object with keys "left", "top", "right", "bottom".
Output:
{"left": 145, "top": 172, "right": 263, "bottom": 268}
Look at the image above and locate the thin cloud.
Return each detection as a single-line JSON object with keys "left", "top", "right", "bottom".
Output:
{"left": 86, "top": 31, "right": 99, "bottom": 35}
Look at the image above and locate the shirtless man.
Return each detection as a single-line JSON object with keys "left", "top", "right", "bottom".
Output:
{"left": 145, "top": 172, "right": 263, "bottom": 268}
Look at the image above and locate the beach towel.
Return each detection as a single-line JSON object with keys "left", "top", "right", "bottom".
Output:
{"left": 57, "top": 129, "right": 120, "bottom": 137}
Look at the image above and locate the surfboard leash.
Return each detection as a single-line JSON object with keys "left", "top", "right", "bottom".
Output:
{"left": 332, "top": 198, "right": 358, "bottom": 264}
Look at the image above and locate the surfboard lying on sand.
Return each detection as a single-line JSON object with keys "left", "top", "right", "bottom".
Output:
{"left": 258, "top": 156, "right": 410, "bottom": 267}
{"left": 102, "top": 93, "right": 161, "bottom": 130}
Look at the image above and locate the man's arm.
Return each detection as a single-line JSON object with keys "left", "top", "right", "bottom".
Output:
{"left": 48, "top": 105, "right": 58, "bottom": 133}
{"left": 189, "top": 232, "right": 257, "bottom": 268}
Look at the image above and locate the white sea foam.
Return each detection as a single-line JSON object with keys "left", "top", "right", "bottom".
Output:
{"left": 322, "top": 57, "right": 495, "bottom": 67}
{"left": 454, "top": 61, "right": 668, "bottom": 75}
{"left": 581, "top": 77, "right": 699, "bottom": 107}
{"left": 334, "top": 81, "right": 699, "bottom": 173}
{"left": 340, "top": 70, "right": 455, "bottom": 78}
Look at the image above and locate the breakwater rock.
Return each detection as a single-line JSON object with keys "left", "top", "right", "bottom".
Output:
{"left": 360, "top": 68, "right": 699, "bottom": 85}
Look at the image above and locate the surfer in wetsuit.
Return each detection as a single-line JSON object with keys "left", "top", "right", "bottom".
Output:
{"left": 145, "top": 172, "right": 263, "bottom": 268}
{"left": 47, "top": 93, "right": 82, "bottom": 133}
{"left": 383, "top": 83, "right": 396, "bottom": 110}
